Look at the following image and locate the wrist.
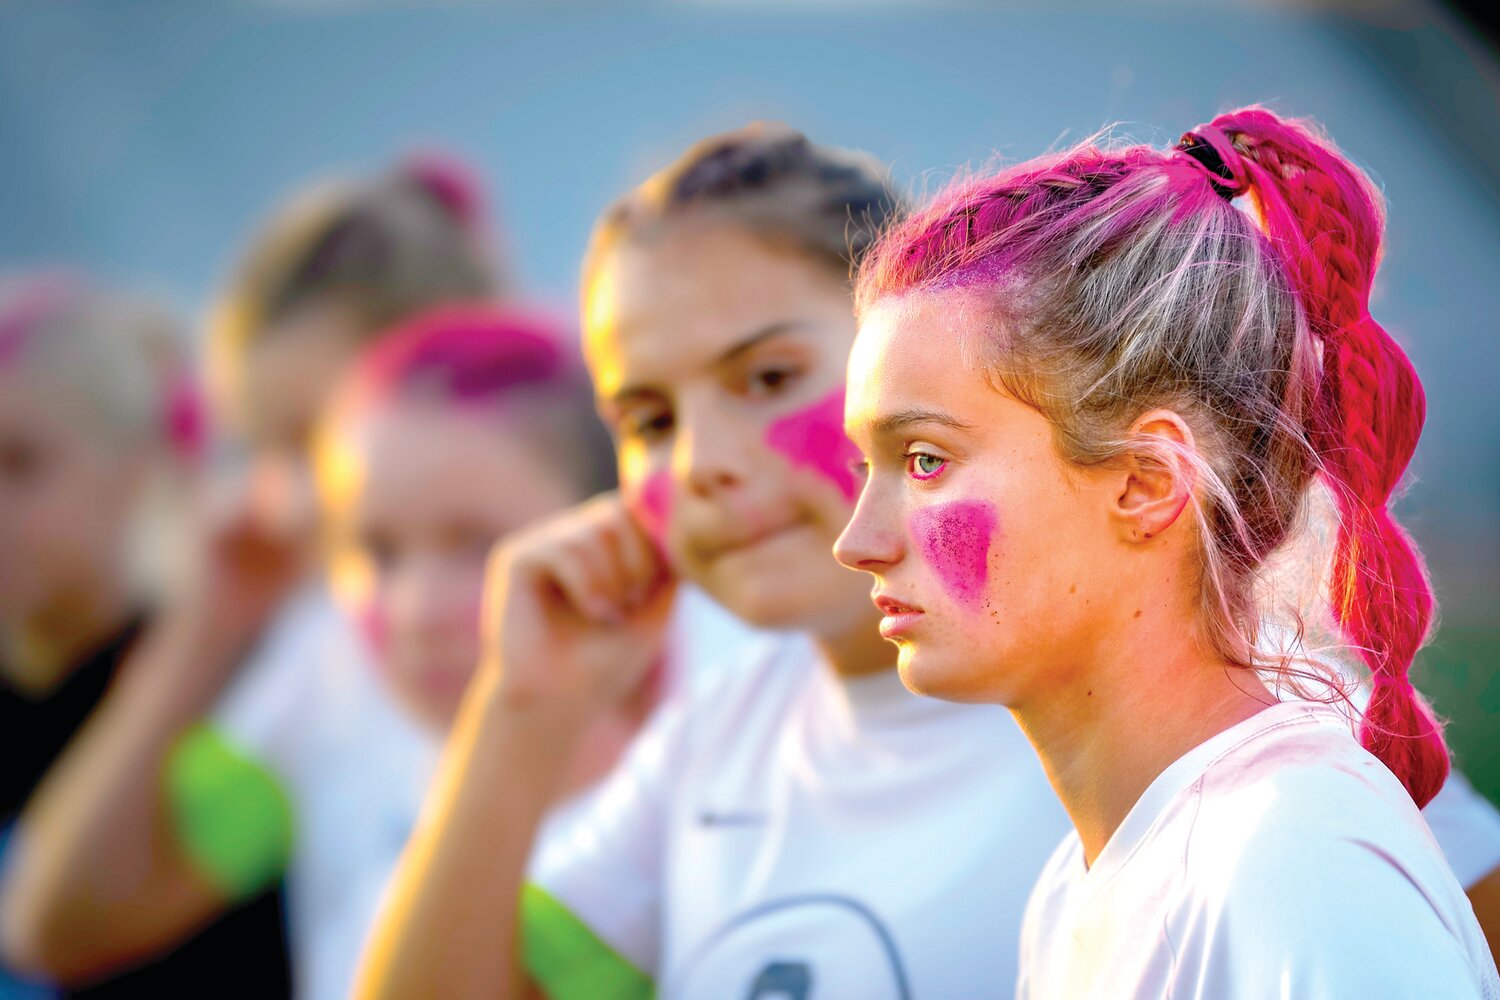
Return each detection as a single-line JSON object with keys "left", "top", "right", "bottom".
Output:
{"left": 472, "top": 667, "right": 596, "bottom": 764}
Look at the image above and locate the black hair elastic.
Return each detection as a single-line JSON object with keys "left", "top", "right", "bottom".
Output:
{"left": 1176, "top": 131, "right": 1243, "bottom": 202}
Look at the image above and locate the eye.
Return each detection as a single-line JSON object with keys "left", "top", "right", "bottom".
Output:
{"left": 359, "top": 530, "right": 399, "bottom": 571}
{"left": 446, "top": 523, "right": 499, "bottom": 560}
{"left": 625, "top": 408, "right": 675, "bottom": 443}
{"left": 0, "top": 438, "right": 46, "bottom": 485}
{"left": 747, "top": 365, "right": 800, "bottom": 398}
{"left": 904, "top": 450, "right": 947, "bottom": 481}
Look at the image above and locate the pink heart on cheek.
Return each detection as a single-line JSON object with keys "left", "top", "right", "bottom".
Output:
{"left": 764, "top": 388, "right": 863, "bottom": 502}
{"left": 624, "top": 470, "right": 673, "bottom": 557}
{"left": 912, "top": 500, "right": 998, "bottom": 609}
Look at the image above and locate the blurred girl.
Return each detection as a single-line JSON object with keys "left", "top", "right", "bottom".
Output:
{"left": 358, "top": 123, "right": 1075, "bottom": 1000}
{"left": 0, "top": 275, "right": 290, "bottom": 995}
{"left": 0, "top": 158, "right": 502, "bottom": 996}
{"left": 837, "top": 107, "right": 1500, "bottom": 996}
{"left": 236, "top": 303, "right": 624, "bottom": 997}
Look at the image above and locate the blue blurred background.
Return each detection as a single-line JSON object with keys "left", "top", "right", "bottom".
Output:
{"left": 1, "top": 0, "right": 1495, "bottom": 798}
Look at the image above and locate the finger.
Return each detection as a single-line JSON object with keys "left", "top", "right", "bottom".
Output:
{"left": 547, "top": 542, "right": 627, "bottom": 626}
{"left": 611, "top": 505, "right": 667, "bottom": 606}
{"left": 566, "top": 518, "right": 637, "bottom": 612}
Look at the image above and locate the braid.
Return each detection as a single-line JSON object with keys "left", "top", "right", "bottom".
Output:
{"left": 1211, "top": 108, "right": 1447, "bottom": 806}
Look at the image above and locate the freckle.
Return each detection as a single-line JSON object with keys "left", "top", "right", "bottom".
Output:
{"left": 1087, "top": 690, "right": 1093, "bottom": 697}
{"left": 1143, "top": 532, "right": 1153, "bottom": 540}
{"left": 912, "top": 500, "right": 998, "bottom": 609}
{"left": 1069, "top": 584, "right": 1077, "bottom": 595}
{"left": 1134, "top": 609, "right": 1142, "bottom": 619}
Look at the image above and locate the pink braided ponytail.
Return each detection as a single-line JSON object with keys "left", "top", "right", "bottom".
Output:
{"left": 1203, "top": 109, "right": 1447, "bottom": 806}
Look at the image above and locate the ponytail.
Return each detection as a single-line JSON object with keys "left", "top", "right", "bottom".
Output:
{"left": 1202, "top": 108, "right": 1448, "bottom": 807}
{"left": 399, "top": 152, "right": 487, "bottom": 242}
{"left": 216, "top": 154, "right": 499, "bottom": 360}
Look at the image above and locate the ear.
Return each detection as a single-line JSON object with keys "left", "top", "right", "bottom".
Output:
{"left": 1111, "top": 408, "right": 1197, "bottom": 544}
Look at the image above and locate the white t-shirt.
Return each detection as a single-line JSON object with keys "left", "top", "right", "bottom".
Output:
{"left": 209, "top": 582, "right": 738, "bottom": 1000}
{"left": 1017, "top": 702, "right": 1500, "bottom": 1000}
{"left": 531, "top": 631, "right": 1073, "bottom": 999}
{"left": 212, "top": 586, "right": 441, "bottom": 1000}
{"left": 1257, "top": 623, "right": 1500, "bottom": 889}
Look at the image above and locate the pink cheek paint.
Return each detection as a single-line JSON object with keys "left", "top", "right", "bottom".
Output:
{"left": 353, "top": 601, "right": 390, "bottom": 662}
{"left": 625, "top": 470, "right": 672, "bottom": 556}
{"left": 765, "top": 388, "right": 863, "bottom": 502}
{"left": 912, "top": 499, "right": 998, "bottom": 609}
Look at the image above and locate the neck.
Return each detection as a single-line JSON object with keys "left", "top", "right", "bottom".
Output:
{"left": 1, "top": 579, "right": 138, "bottom": 696}
{"left": 813, "top": 604, "right": 897, "bottom": 679}
{"left": 1011, "top": 608, "right": 1271, "bottom": 867}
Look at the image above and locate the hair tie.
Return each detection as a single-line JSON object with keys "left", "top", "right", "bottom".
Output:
{"left": 1175, "top": 125, "right": 1248, "bottom": 202}
{"left": 163, "top": 366, "right": 207, "bottom": 461}
{"left": 401, "top": 152, "right": 484, "bottom": 234}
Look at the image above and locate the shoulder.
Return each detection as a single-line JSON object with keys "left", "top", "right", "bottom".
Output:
{"left": 1185, "top": 709, "right": 1441, "bottom": 899}
{"left": 1170, "top": 712, "right": 1490, "bottom": 996}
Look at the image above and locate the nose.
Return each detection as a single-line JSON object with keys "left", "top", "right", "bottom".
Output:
{"left": 676, "top": 396, "right": 754, "bottom": 499}
{"left": 387, "top": 552, "right": 476, "bottom": 646}
{"left": 246, "top": 451, "right": 317, "bottom": 543}
{"left": 833, "top": 482, "right": 903, "bottom": 573}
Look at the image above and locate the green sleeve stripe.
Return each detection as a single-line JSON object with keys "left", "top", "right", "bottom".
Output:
{"left": 164, "top": 724, "right": 294, "bottom": 900}
{"left": 522, "top": 882, "right": 653, "bottom": 1000}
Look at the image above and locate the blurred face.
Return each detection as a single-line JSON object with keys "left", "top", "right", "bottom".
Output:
{"left": 222, "top": 300, "right": 364, "bottom": 549}
{"left": 319, "top": 401, "right": 577, "bottom": 730}
{"left": 585, "top": 221, "right": 870, "bottom": 633}
{"left": 835, "top": 292, "right": 1124, "bottom": 706}
{"left": 0, "top": 368, "right": 143, "bottom": 622}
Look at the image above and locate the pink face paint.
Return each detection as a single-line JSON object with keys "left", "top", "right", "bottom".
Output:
{"left": 765, "top": 388, "right": 863, "bottom": 502}
{"left": 912, "top": 499, "right": 997, "bottom": 609}
{"left": 353, "top": 601, "right": 390, "bottom": 662}
{"left": 625, "top": 470, "right": 672, "bottom": 557}
{"left": 164, "top": 368, "right": 206, "bottom": 461}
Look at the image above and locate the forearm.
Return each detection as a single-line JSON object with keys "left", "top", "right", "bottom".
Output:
{"left": 1469, "top": 863, "right": 1500, "bottom": 967}
{"left": 0, "top": 611, "right": 245, "bottom": 979}
{"left": 354, "top": 671, "right": 584, "bottom": 1000}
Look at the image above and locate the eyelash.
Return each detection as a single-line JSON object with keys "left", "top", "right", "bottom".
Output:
{"left": 625, "top": 411, "right": 674, "bottom": 443}
{"left": 902, "top": 449, "right": 947, "bottom": 481}
{"left": 748, "top": 365, "right": 800, "bottom": 397}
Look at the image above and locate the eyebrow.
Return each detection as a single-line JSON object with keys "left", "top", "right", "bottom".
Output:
{"left": 714, "top": 320, "right": 806, "bottom": 366}
{"left": 869, "top": 407, "right": 977, "bottom": 436}
{"left": 605, "top": 320, "right": 807, "bottom": 405}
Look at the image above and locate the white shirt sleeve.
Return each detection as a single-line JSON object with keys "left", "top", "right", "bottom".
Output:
{"left": 526, "top": 698, "right": 685, "bottom": 975}
{"left": 209, "top": 588, "right": 328, "bottom": 781}
{"left": 1169, "top": 829, "right": 1497, "bottom": 999}
{"left": 1425, "top": 769, "right": 1500, "bottom": 889}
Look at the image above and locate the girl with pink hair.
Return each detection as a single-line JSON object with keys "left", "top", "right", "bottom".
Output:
{"left": 837, "top": 107, "right": 1500, "bottom": 996}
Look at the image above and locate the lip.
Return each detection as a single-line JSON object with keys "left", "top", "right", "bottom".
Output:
{"left": 418, "top": 666, "right": 473, "bottom": 698}
{"left": 873, "top": 592, "right": 924, "bottom": 639}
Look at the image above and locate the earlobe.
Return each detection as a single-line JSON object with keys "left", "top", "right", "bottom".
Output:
{"left": 1112, "top": 409, "right": 1197, "bottom": 544}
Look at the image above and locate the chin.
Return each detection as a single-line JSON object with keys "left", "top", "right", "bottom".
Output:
{"left": 896, "top": 645, "right": 997, "bottom": 705}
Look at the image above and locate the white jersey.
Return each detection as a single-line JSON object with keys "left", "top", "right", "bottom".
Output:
{"left": 208, "top": 583, "right": 736, "bottom": 1000}
{"left": 212, "top": 587, "right": 441, "bottom": 1000}
{"left": 1257, "top": 624, "right": 1500, "bottom": 890}
{"left": 1017, "top": 702, "right": 1500, "bottom": 1000}
{"left": 530, "top": 631, "right": 1072, "bottom": 999}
